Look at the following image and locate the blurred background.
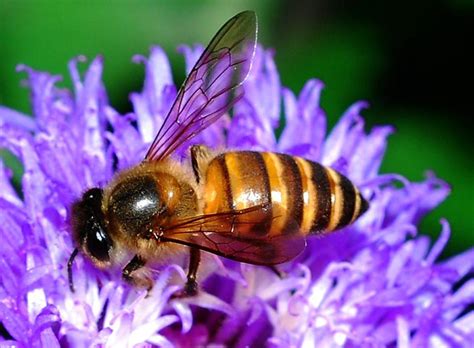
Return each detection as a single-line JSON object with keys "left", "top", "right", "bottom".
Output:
{"left": 0, "top": 0, "right": 472, "bottom": 257}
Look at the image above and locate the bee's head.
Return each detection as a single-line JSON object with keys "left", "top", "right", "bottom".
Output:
{"left": 71, "top": 187, "right": 114, "bottom": 267}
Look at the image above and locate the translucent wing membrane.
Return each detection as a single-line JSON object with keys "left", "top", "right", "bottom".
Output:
{"left": 145, "top": 11, "right": 257, "bottom": 162}
{"left": 161, "top": 206, "right": 306, "bottom": 265}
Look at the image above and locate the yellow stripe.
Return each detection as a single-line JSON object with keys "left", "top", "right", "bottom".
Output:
{"left": 224, "top": 153, "right": 245, "bottom": 209}
{"left": 261, "top": 152, "right": 287, "bottom": 237}
{"left": 203, "top": 156, "right": 231, "bottom": 213}
{"left": 325, "top": 168, "right": 343, "bottom": 231}
{"left": 294, "top": 157, "right": 316, "bottom": 235}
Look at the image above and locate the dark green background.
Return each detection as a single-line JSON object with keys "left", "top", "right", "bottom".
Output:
{"left": 1, "top": 1, "right": 472, "bottom": 257}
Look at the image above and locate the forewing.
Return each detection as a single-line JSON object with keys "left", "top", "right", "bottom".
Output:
{"left": 160, "top": 207, "right": 306, "bottom": 265}
{"left": 145, "top": 11, "right": 257, "bottom": 161}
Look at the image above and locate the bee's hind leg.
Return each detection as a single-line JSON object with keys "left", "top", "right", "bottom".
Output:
{"left": 266, "top": 265, "right": 284, "bottom": 279}
{"left": 184, "top": 247, "right": 201, "bottom": 296}
{"left": 122, "top": 255, "right": 153, "bottom": 291}
{"left": 173, "top": 247, "right": 201, "bottom": 298}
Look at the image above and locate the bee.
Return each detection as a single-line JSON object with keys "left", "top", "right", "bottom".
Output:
{"left": 68, "top": 11, "right": 369, "bottom": 296}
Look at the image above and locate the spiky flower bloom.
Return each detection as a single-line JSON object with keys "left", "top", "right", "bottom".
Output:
{"left": 0, "top": 45, "right": 472, "bottom": 347}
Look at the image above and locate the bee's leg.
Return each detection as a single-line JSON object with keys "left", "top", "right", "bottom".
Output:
{"left": 171, "top": 247, "right": 201, "bottom": 299}
{"left": 183, "top": 247, "right": 201, "bottom": 296}
{"left": 266, "top": 265, "right": 284, "bottom": 278}
{"left": 122, "top": 255, "right": 153, "bottom": 290}
{"left": 190, "top": 145, "right": 212, "bottom": 183}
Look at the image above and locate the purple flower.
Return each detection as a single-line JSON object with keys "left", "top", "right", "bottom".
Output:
{"left": 0, "top": 45, "right": 473, "bottom": 347}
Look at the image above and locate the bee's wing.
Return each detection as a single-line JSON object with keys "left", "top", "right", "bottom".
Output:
{"left": 145, "top": 11, "right": 257, "bottom": 162}
{"left": 160, "top": 206, "right": 306, "bottom": 265}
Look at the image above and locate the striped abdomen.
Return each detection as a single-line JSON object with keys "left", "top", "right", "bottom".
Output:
{"left": 203, "top": 151, "right": 368, "bottom": 238}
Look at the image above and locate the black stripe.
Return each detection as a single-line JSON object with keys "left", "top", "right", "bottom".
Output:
{"left": 309, "top": 161, "right": 331, "bottom": 232}
{"left": 278, "top": 154, "right": 303, "bottom": 235}
{"left": 336, "top": 174, "right": 356, "bottom": 229}
{"left": 216, "top": 154, "right": 233, "bottom": 211}
{"left": 250, "top": 152, "right": 272, "bottom": 211}
{"left": 239, "top": 152, "right": 272, "bottom": 237}
{"left": 357, "top": 192, "right": 369, "bottom": 217}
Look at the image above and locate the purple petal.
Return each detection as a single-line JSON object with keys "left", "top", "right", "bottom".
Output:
{"left": 0, "top": 106, "right": 36, "bottom": 131}
{"left": 131, "top": 46, "right": 176, "bottom": 143}
{"left": 178, "top": 44, "right": 204, "bottom": 74}
{"left": 322, "top": 101, "right": 368, "bottom": 167}
{"left": 279, "top": 79, "right": 326, "bottom": 160}
{"left": 0, "top": 41, "right": 471, "bottom": 347}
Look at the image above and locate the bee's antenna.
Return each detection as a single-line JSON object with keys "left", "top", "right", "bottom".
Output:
{"left": 68, "top": 248, "right": 79, "bottom": 293}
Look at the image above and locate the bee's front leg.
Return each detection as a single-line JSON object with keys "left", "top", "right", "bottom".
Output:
{"left": 122, "top": 255, "right": 153, "bottom": 290}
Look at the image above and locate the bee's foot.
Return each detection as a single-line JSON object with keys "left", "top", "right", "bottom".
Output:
{"left": 267, "top": 265, "right": 285, "bottom": 279}
{"left": 172, "top": 280, "right": 198, "bottom": 299}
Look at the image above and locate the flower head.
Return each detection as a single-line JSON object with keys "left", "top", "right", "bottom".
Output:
{"left": 0, "top": 45, "right": 472, "bottom": 347}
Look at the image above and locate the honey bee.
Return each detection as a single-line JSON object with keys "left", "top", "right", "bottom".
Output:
{"left": 68, "top": 11, "right": 369, "bottom": 296}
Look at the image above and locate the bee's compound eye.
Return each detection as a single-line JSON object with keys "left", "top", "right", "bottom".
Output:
{"left": 86, "top": 219, "right": 113, "bottom": 262}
